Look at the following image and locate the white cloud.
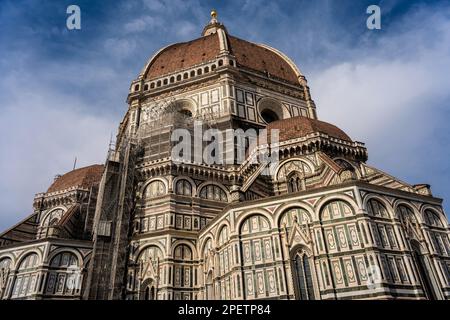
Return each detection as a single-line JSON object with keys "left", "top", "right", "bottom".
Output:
{"left": 0, "top": 58, "right": 119, "bottom": 231}
{"left": 309, "top": 4, "right": 450, "bottom": 202}
{"left": 142, "top": 0, "right": 166, "bottom": 12}
{"left": 104, "top": 37, "right": 138, "bottom": 59}
{"left": 0, "top": 103, "right": 116, "bottom": 230}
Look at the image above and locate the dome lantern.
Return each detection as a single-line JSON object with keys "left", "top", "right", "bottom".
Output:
{"left": 202, "top": 9, "right": 226, "bottom": 36}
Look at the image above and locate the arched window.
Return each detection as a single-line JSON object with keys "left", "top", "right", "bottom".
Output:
{"left": 156, "top": 80, "right": 161, "bottom": 87}
{"left": 424, "top": 210, "right": 444, "bottom": 228}
{"left": 197, "top": 68, "right": 202, "bottom": 75}
{"left": 218, "top": 226, "right": 229, "bottom": 246}
{"left": 204, "top": 66, "right": 209, "bottom": 73}
{"left": 11, "top": 253, "right": 39, "bottom": 299}
{"left": 145, "top": 180, "right": 166, "bottom": 198}
{"left": 320, "top": 200, "right": 354, "bottom": 221}
{"left": 45, "top": 252, "right": 80, "bottom": 296}
{"left": 150, "top": 82, "right": 155, "bottom": 89}
{"left": 163, "top": 78, "right": 168, "bottom": 85}
{"left": 175, "top": 179, "right": 192, "bottom": 196}
{"left": 50, "top": 252, "right": 78, "bottom": 268}
{"left": 170, "top": 76, "right": 175, "bottom": 83}
{"left": 211, "top": 64, "right": 217, "bottom": 71}
{"left": 423, "top": 209, "right": 448, "bottom": 256}
{"left": 367, "top": 199, "right": 389, "bottom": 218}
{"left": 190, "top": 70, "right": 195, "bottom": 77}
{"left": 134, "top": 84, "right": 140, "bottom": 91}
{"left": 173, "top": 245, "right": 193, "bottom": 291}
{"left": 199, "top": 185, "right": 228, "bottom": 202}
{"left": 291, "top": 249, "right": 315, "bottom": 300}
{"left": 144, "top": 285, "right": 155, "bottom": 300}
{"left": 176, "top": 74, "right": 182, "bottom": 81}
{"left": 174, "top": 244, "right": 192, "bottom": 260}
{"left": 218, "top": 59, "right": 223, "bottom": 67}
{"left": 143, "top": 84, "right": 149, "bottom": 91}
{"left": 183, "top": 72, "right": 188, "bottom": 79}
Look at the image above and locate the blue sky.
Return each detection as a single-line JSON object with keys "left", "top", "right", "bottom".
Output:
{"left": 0, "top": 0, "right": 449, "bottom": 230}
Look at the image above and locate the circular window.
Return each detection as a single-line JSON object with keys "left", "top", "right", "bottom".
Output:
{"left": 258, "top": 98, "right": 285, "bottom": 124}
{"left": 261, "top": 109, "right": 279, "bottom": 123}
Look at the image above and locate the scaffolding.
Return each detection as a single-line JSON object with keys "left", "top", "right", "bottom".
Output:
{"left": 136, "top": 96, "right": 218, "bottom": 164}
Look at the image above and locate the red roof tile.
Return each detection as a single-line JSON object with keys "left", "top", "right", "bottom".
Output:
{"left": 266, "top": 116, "right": 352, "bottom": 142}
{"left": 144, "top": 33, "right": 299, "bottom": 85}
{"left": 228, "top": 35, "right": 299, "bottom": 84}
{"left": 145, "top": 33, "right": 220, "bottom": 79}
{"left": 47, "top": 165, "right": 104, "bottom": 193}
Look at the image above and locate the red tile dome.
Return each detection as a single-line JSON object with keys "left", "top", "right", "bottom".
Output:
{"left": 47, "top": 164, "right": 104, "bottom": 193}
{"left": 142, "top": 29, "right": 302, "bottom": 85}
{"left": 266, "top": 116, "right": 352, "bottom": 142}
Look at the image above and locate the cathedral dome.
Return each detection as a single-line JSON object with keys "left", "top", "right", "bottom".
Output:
{"left": 266, "top": 116, "right": 352, "bottom": 142}
{"left": 140, "top": 15, "right": 303, "bottom": 85}
{"left": 47, "top": 164, "right": 104, "bottom": 193}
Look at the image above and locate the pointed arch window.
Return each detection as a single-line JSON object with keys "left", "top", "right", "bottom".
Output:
{"left": 144, "top": 283, "right": 156, "bottom": 300}
{"left": 292, "top": 249, "right": 315, "bottom": 300}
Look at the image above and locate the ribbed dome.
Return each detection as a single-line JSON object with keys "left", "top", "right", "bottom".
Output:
{"left": 142, "top": 31, "right": 302, "bottom": 85}
{"left": 47, "top": 165, "right": 104, "bottom": 193}
{"left": 266, "top": 116, "right": 352, "bottom": 142}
